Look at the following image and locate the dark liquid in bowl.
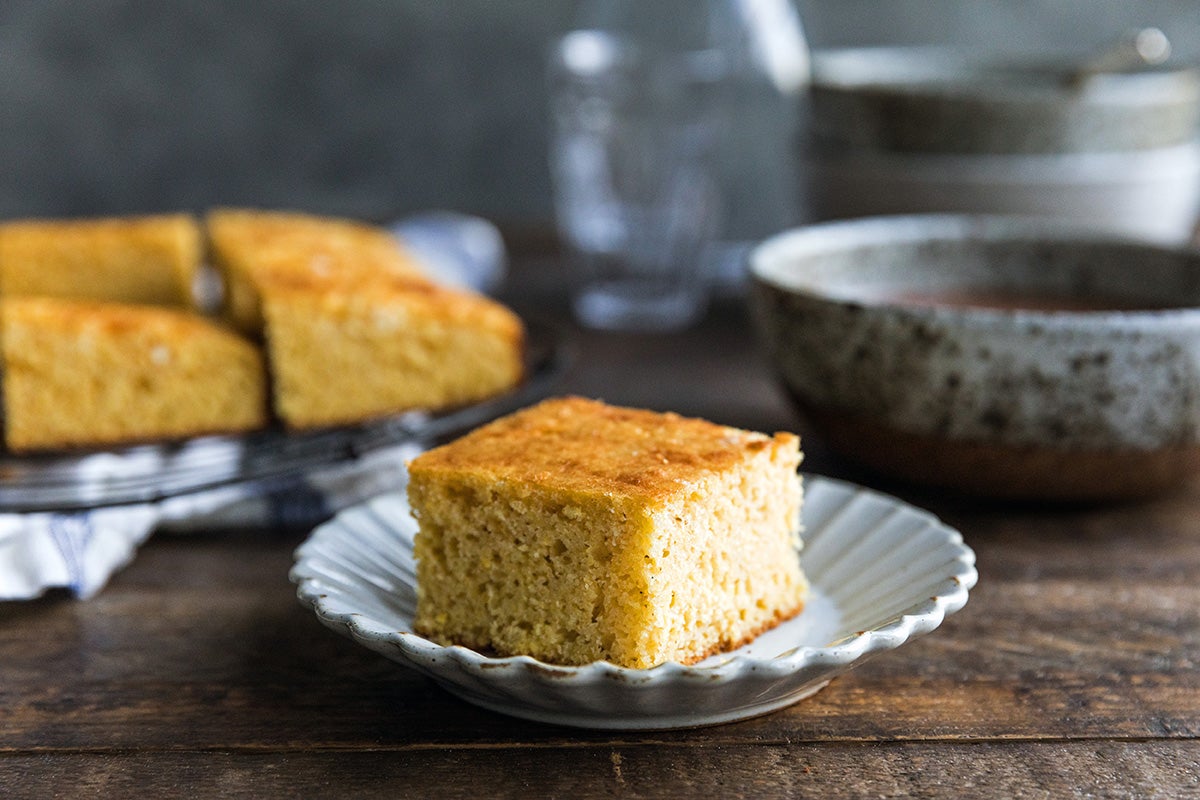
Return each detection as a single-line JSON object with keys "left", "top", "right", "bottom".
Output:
{"left": 891, "top": 289, "right": 1179, "bottom": 313}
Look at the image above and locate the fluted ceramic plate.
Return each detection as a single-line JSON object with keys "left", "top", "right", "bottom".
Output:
{"left": 291, "top": 474, "right": 977, "bottom": 730}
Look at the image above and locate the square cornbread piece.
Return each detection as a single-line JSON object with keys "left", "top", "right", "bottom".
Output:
{"left": 259, "top": 267, "right": 524, "bottom": 429}
{"left": 408, "top": 396, "right": 807, "bottom": 669}
{"left": 1, "top": 297, "right": 268, "bottom": 451}
{"left": 0, "top": 214, "right": 201, "bottom": 307}
{"left": 207, "top": 207, "right": 524, "bottom": 428}
{"left": 205, "top": 208, "right": 432, "bottom": 333}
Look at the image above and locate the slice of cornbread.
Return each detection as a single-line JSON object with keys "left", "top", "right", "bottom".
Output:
{"left": 408, "top": 396, "right": 807, "bottom": 669}
{"left": 0, "top": 214, "right": 201, "bottom": 307}
{"left": 205, "top": 208, "right": 431, "bottom": 333}
{"left": 207, "top": 207, "right": 525, "bottom": 428}
{"left": 1, "top": 297, "right": 268, "bottom": 452}
{"left": 259, "top": 267, "right": 525, "bottom": 429}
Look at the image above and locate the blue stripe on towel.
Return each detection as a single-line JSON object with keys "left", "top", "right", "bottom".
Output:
{"left": 47, "top": 513, "right": 93, "bottom": 596}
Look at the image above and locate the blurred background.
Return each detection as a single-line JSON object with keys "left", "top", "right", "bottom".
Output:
{"left": 1, "top": 0, "right": 1198, "bottom": 230}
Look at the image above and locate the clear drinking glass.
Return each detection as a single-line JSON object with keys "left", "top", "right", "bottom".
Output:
{"left": 549, "top": 26, "right": 730, "bottom": 331}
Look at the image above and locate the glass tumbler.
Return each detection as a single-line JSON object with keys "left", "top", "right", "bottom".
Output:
{"left": 549, "top": 28, "right": 730, "bottom": 332}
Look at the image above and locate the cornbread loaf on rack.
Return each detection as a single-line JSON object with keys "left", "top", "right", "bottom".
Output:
{"left": 208, "top": 208, "right": 525, "bottom": 429}
{"left": 408, "top": 396, "right": 808, "bottom": 669}
{"left": 0, "top": 214, "right": 202, "bottom": 307}
{"left": 0, "top": 207, "right": 525, "bottom": 451}
{"left": 1, "top": 297, "right": 267, "bottom": 452}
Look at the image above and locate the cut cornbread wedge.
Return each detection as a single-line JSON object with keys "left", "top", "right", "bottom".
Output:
{"left": 205, "top": 208, "right": 431, "bottom": 333}
{"left": 1, "top": 297, "right": 267, "bottom": 452}
{"left": 407, "top": 396, "right": 807, "bottom": 669}
{"left": 259, "top": 266, "right": 524, "bottom": 429}
{"left": 0, "top": 214, "right": 201, "bottom": 307}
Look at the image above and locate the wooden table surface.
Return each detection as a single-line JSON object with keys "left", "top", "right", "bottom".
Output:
{"left": 3, "top": 261, "right": 1199, "bottom": 798}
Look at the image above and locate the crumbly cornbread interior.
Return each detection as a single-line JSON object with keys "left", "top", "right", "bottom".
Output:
{"left": 408, "top": 396, "right": 807, "bottom": 669}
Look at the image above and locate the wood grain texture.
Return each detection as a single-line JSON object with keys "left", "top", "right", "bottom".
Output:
{"left": 3, "top": 278, "right": 1199, "bottom": 797}
{"left": 2, "top": 510, "right": 1197, "bottom": 752}
{"left": 2, "top": 742, "right": 1198, "bottom": 799}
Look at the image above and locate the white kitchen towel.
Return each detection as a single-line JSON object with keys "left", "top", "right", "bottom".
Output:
{"left": 0, "top": 441, "right": 422, "bottom": 600}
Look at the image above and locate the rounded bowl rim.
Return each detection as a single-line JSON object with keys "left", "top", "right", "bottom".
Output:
{"left": 749, "top": 214, "right": 1200, "bottom": 330}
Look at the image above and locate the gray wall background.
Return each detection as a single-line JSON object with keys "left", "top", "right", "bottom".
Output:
{"left": 1, "top": 1, "right": 1198, "bottom": 228}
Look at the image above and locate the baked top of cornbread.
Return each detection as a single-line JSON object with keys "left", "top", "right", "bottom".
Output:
{"left": 0, "top": 214, "right": 199, "bottom": 260}
{"left": 3, "top": 294, "right": 246, "bottom": 342}
{"left": 206, "top": 207, "right": 429, "bottom": 279}
{"left": 410, "top": 395, "right": 798, "bottom": 501}
{"left": 257, "top": 265, "right": 523, "bottom": 330}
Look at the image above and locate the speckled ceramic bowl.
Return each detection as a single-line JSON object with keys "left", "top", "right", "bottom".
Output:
{"left": 750, "top": 215, "right": 1200, "bottom": 501}
{"left": 807, "top": 47, "right": 1200, "bottom": 156}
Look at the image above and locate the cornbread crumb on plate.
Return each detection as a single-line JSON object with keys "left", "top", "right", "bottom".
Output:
{"left": 0, "top": 214, "right": 202, "bottom": 308}
{"left": 408, "top": 396, "right": 807, "bottom": 670}
{"left": 1, "top": 297, "right": 268, "bottom": 452}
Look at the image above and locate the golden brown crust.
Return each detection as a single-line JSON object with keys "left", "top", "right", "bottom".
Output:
{"left": 257, "top": 265, "right": 525, "bottom": 336}
{"left": 677, "top": 597, "right": 807, "bottom": 666}
{"left": 411, "top": 396, "right": 799, "bottom": 502}
{"left": 3, "top": 295, "right": 239, "bottom": 339}
{"left": 205, "top": 207, "right": 424, "bottom": 272}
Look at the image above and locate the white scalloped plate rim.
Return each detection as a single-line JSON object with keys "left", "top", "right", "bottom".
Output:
{"left": 291, "top": 473, "right": 977, "bottom": 729}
